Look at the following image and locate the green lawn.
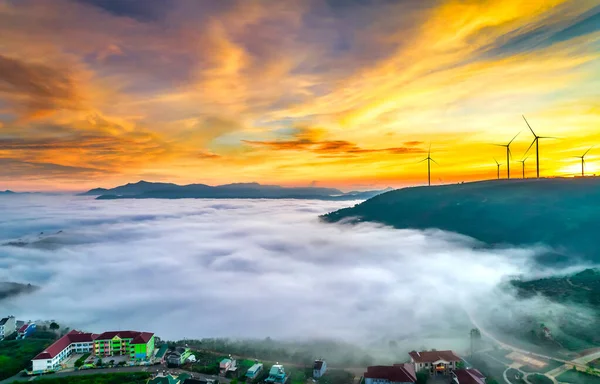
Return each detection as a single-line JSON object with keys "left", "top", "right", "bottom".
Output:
{"left": 13, "top": 372, "right": 151, "bottom": 384}
{"left": 0, "top": 338, "right": 55, "bottom": 380}
{"left": 557, "top": 370, "right": 600, "bottom": 384}
{"left": 506, "top": 369, "right": 525, "bottom": 384}
{"left": 528, "top": 374, "right": 553, "bottom": 384}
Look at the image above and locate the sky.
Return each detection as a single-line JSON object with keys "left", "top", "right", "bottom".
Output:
{"left": 0, "top": 196, "right": 583, "bottom": 348}
{"left": 1, "top": 0, "right": 600, "bottom": 191}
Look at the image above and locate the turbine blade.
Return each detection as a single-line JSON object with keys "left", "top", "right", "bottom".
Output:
{"left": 428, "top": 142, "right": 431, "bottom": 157}
{"left": 538, "top": 136, "right": 558, "bottom": 139}
{"left": 524, "top": 139, "right": 536, "bottom": 156}
{"left": 508, "top": 147, "right": 513, "bottom": 160}
{"left": 431, "top": 158, "right": 439, "bottom": 165}
{"left": 522, "top": 115, "right": 536, "bottom": 137}
{"left": 418, "top": 158, "right": 428, "bottom": 163}
{"left": 583, "top": 145, "right": 594, "bottom": 157}
{"left": 508, "top": 130, "right": 521, "bottom": 145}
{"left": 494, "top": 158, "right": 499, "bottom": 165}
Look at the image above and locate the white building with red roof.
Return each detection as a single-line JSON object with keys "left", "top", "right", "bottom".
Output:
{"left": 409, "top": 350, "right": 462, "bottom": 376}
{"left": 31, "top": 330, "right": 98, "bottom": 373}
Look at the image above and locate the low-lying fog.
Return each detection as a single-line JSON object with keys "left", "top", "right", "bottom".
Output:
{"left": 0, "top": 195, "right": 558, "bottom": 351}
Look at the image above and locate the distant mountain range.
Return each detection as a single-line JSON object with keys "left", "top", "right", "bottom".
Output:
{"left": 322, "top": 177, "right": 600, "bottom": 265}
{"left": 0, "top": 190, "right": 16, "bottom": 195}
{"left": 80, "top": 180, "right": 393, "bottom": 201}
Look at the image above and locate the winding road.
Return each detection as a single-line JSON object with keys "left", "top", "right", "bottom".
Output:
{"left": 467, "top": 310, "right": 600, "bottom": 384}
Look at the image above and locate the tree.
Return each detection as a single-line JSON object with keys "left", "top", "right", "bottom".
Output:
{"left": 49, "top": 322, "right": 60, "bottom": 332}
{"left": 470, "top": 328, "right": 481, "bottom": 356}
{"left": 416, "top": 369, "right": 429, "bottom": 384}
{"left": 456, "top": 361, "right": 466, "bottom": 369}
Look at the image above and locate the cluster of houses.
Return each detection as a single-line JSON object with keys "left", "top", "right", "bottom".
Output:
{"left": 0, "top": 315, "right": 36, "bottom": 340}
{"left": 30, "top": 329, "right": 156, "bottom": 373}
{"left": 365, "top": 350, "right": 485, "bottom": 384}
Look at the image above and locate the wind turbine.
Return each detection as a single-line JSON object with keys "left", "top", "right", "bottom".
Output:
{"left": 493, "top": 131, "right": 520, "bottom": 179}
{"left": 517, "top": 157, "right": 528, "bottom": 179}
{"left": 522, "top": 115, "right": 556, "bottom": 178}
{"left": 494, "top": 158, "right": 502, "bottom": 180}
{"left": 419, "top": 144, "right": 438, "bottom": 186}
{"left": 574, "top": 146, "right": 594, "bottom": 177}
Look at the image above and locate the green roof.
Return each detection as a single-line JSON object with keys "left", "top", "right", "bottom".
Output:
{"left": 156, "top": 344, "right": 169, "bottom": 358}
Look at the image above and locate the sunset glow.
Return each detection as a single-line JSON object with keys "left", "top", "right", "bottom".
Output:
{"left": 1, "top": 0, "right": 599, "bottom": 191}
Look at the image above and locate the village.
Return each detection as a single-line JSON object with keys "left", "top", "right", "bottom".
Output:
{"left": 1, "top": 315, "right": 600, "bottom": 384}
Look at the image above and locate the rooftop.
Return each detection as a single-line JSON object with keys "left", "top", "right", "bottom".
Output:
{"left": 453, "top": 369, "right": 486, "bottom": 384}
{"left": 364, "top": 364, "right": 416, "bottom": 383}
{"left": 95, "top": 330, "right": 154, "bottom": 344}
{"left": 409, "top": 350, "right": 461, "bottom": 363}
{"left": 33, "top": 330, "right": 99, "bottom": 360}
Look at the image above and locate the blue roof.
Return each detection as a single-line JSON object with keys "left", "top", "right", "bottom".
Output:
{"left": 247, "top": 363, "right": 263, "bottom": 375}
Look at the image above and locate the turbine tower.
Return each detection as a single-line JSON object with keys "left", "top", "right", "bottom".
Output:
{"left": 419, "top": 144, "right": 438, "bottom": 186}
{"left": 522, "top": 115, "right": 555, "bottom": 178}
{"left": 574, "top": 146, "right": 594, "bottom": 177}
{"left": 494, "top": 131, "right": 520, "bottom": 179}
{"left": 494, "top": 158, "right": 502, "bottom": 180}
{"left": 517, "top": 157, "right": 528, "bottom": 179}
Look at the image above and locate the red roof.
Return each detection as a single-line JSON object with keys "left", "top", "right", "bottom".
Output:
{"left": 409, "top": 350, "right": 461, "bottom": 363}
{"left": 365, "top": 364, "right": 416, "bottom": 383}
{"left": 18, "top": 323, "right": 29, "bottom": 333}
{"left": 95, "top": 330, "right": 154, "bottom": 344}
{"left": 33, "top": 330, "right": 98, "bottom": 360}
{"left": 453, "top": 369, "right": 486, "bottom": 384}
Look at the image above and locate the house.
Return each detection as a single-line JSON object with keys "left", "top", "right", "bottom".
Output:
{"left": 18, "top": 322, "right": 36, "bottom": 339}
{"left": 409, "top": 350, "right": 462, "bottom": 376}
{"left": 265, "top": 364, "right": 288, "bottom": 384}
{"left": 313, "top": 359, "right": 327, "bottom": 379}
{"left": 542, "top": 327, "right": 552, "bottom": 338}
{"left": 93, "top": 330, "right": 155, "bottom": 360}
{"left": 364, "top": 364, "right": 416, "bottom": 384}
{"left": 219, "top": 357, "right": 237, "bottom": 376}
{"left": 166, "top": 346, "right": 193, "bottom": 367}
{"left": 31, "top": 330, "right": 98, "bottom": 373}
{"left": 246, "top": 363, "right": 264, "bottom": 380}
{"left": 453, "top": 369, "right": 486, "bottom": 384}
{"left": 0, "top": 316, "right": 16, "bottom": 340}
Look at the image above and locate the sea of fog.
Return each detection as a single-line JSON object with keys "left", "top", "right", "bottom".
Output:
{"left": 0, "top": 195, "right": 551, "bottom": 347}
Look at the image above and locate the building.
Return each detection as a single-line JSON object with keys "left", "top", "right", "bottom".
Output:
{"left": 219, "top": 357, "right": 237, "bottom": 376}
{"left": 313, "top": 359, "right": 327, "bottom": 379}
{"left": 17, "top": 322, "right": 36, "bottom": 339}
{"left": 409, "top": 350, "right": 462, "bottom": 376}
{"left": 364, "top": 364, "right": 416, "bottom": 384}
{"left": 265, "top": 364, "right": 288, "bottom": 384}
{"left": 246, "top": 363, "right": 264, "bottom": 380}
{"left": 453, "top": 369, "right": 486, "bottom": 384}
{"left": 93, "top": 330, "right": 155, "bottom": 360}
{"left": 0, "top": 316, "right": 16, "bottom": 340}
{"left": 31, "top": 330, "right": 98, "bottom": 373}
{"left": 156, "top": 344, "right": 169, "bottom": 363}
{"left": 166, "top": 347, "right": 193, "bottom": 367}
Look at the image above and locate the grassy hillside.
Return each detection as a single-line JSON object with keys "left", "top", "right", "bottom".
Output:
{"left": 322, "top": 177, "right": 600, "bottom": 264}
{"left": 504, "top": 269, "right": 600, "bottom": 351}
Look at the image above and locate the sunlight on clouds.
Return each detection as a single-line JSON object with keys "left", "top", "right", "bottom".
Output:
{"left": 0, "top": 0, "right": 599, "bottom": 190}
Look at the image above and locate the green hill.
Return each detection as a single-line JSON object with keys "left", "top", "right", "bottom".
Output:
{"left": 322, "top": 177, "right": 600, "bottom": 264}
